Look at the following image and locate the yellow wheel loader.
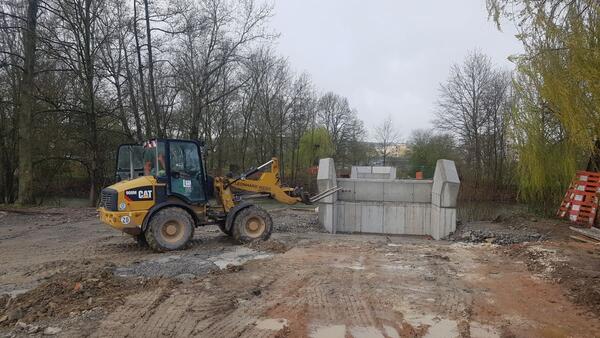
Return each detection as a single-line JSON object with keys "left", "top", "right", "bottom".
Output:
{"left": 97, "top": 138, "right": 340, "bottom": 252}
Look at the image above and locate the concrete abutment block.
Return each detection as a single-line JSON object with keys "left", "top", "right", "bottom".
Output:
{"left": 318, "top": 158, "right": 460, "bottom": 239}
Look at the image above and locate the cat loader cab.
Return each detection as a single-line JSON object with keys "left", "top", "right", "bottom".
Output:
{"left": 98, "top": 138, "right": 273, "bottom": 252}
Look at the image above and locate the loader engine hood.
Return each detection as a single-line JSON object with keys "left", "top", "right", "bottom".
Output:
{"left": 101, "top": 176, "right": 160, "bottom": 212}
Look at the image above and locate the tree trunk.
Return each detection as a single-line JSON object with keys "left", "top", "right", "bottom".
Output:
{"left": 83, "top": 0, "right": 99, "bottom": 207}
{"left": 133, "top": 0, "right": 152, "bottom": 138}
{"left": 17, "top": 0, "right": 39, "bottom": 205}
{"left": 143, "top": 0, "right": 162, "bottom": 137}
{"left": 121, "top": 34, "right": 143, "bottom": 141}
{"left": 115, "top": 74, "right": 133, "bottom": 139}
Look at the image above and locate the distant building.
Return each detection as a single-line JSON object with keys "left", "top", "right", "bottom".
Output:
{"left": 387, "top": 143, "right": 409, "bottom": 157}
{"left": 372, "top": 142, "right": 409, "bottom": 158}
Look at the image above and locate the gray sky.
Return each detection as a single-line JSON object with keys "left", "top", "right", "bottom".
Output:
{"left": 268, "top": 0, "right": 523, "bottom": 140}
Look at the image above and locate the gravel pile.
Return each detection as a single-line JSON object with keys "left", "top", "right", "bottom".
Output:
{"left": 454, "top": 229, "right": 545, "bottom": 245}
{"left": 114, "top": 255, "right": 218, "bottom": 279}
{"left": 271, "top": 209, "right": 325, "bottom": 233}
{"left": 114, "top": 247, "right": 273, "bottom": 279}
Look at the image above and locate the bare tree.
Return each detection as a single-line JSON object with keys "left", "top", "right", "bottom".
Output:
{"left": 435, "top": 51, "right": 493, "bottom": 183}
{"left": 374, "top": 115, "right": 400, "bottom": 166}
{"left": 435, "top": 50, "right": 513, "bottom": 189}
{"left": 0, "top": 0, "right": 368, "bottom": 204}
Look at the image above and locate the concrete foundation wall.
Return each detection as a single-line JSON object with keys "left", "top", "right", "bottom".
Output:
{"left": 318, "top": 159, "right": 459, "bottom": 239}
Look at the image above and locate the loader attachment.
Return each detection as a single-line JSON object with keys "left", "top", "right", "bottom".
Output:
{"left": 308, "top": 186, "right": 343, "bottom": 203}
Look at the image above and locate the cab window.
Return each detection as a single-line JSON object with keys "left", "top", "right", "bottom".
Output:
{"left": 169, "top": 141, "right": 205, "bottom": 203}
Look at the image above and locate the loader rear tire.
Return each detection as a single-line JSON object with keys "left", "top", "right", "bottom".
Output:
{"left": 232, "top": 206, "right": 272, "bottom": 243}
{"left": 145, "top": 207, "right": 194, "bottom": 252}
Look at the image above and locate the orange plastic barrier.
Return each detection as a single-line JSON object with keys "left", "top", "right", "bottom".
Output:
{"left": 557, "top": 171, "right": 600, "bottom": 227}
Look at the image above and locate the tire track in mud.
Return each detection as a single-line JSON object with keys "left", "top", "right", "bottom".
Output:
{"left": 92, "top": 289, "right": 164, "bottom": 338}
{"left": 91, "top": 244, "right": 476, "bottom": 337}
{"left": 91, "top": 251, "right": 308, "bottom": 337}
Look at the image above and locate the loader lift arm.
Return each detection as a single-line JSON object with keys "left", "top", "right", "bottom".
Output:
{"left": 227, "top": 158, "right": 304, "bottom": 205}
{"left": 224, "top": 158, "right": 341, "bottom": 206}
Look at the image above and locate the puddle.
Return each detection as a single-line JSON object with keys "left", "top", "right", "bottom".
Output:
{"left": 470, "top": 322, "right": 500, "bottom": 338}
{"left": 208, "top": 247, "right": 271, "bottom": 269}
{"left": 383, "top": 264, "right": 424, "bottom": 271}
{"left": 350, "top": 326, "right": 385, "bottom": 338}
{"left": 311, "top": 325, "right": 393, "bottom": 338}
{"left": 334, "top": 263, "right": 365, "bottom": 270}
{"left": 387, "top": 243, "right": 402, "bottom": 247}
{"left": 394, "top": 304, "right": 459, "bottom": 338}
{"left": 255, "top": 318, "right": 288, "bottom": 331}
{"left": 310, "top": 324, "right": 346, "bottom": 338}
{"left": 419, "top": 316, "right": 459, "bottom": 338}
{"left": 0, "top": 282, "right": 38, "bottom": 298}
{"left": 383, "top": 325, "right": 400, "bottom": 338}
{"left": 0, "top": 286, "right": 34, "bottom": 298}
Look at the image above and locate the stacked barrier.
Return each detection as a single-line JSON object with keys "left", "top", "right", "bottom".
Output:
{"left": 557, "top": 171, "right": 600, "bottom": 227}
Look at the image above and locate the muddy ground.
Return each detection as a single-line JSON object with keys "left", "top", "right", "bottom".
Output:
{"left": 0, "top": 206, "right": 599, "bottom": 338}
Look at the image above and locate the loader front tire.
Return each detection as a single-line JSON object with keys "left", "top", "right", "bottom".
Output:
{"left": 218, "top": 222, "right": 232, "bottom": 236}
{"left": 134, "top": 234, "right": 148, "bottom": 247}
{"left": 145, "top": 207, "right": 194, "bottom": 252}
{"left": 232, "top": 206, "right": 272, "bottom": 243}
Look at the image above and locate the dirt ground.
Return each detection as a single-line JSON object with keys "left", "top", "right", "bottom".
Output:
{"left": 0, "top": 207, "right": 599, "bottom": 337}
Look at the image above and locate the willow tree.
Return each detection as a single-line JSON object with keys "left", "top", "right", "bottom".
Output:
{"left": 298, "top": 127, "right": 334, "bottom": 168}
{"left": 487, "top": 0, "right": 600, "bottom": 209}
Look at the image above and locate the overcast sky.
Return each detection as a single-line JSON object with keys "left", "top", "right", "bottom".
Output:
{"left": 268, "top": 0, "right": 523, "bottom": 140}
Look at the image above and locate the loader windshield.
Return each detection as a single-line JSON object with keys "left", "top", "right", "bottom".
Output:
{"left": 117, "top": 146, "right": 143, "bottom": 171}
{"left": 115, "top": 144, "right": 144, "bottom": 181}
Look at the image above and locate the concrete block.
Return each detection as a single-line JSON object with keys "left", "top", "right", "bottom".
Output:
{"left": 431, "top": 159, "right": 460, "bottom": 207}
{"left": 317, "top": 158, "right": 338, "bottom": 204}
{"left": 336, "top": 202, "right": 361, "bottom": 233}
{"left": 318, "top": 204, "right": 336, "bottom": 233}
{"left": 354, "top": 181, "right": 384, "bottom": 201}
{"left": 413, "top": 182, "right": 433, "bottom": 203}
{"left": 383, "top": 182, "right": 413, "bottom": 202}
{"left": 430, "top": 205, "right": 456, "bottom": 239}
{"left": 424, "top": 205, "right": 432, "bottom": 234}
{"left": 351, "top": 166, "right": 396, "bottom": 179}
{"left": 360, "top": 203, "right": 384, "bottom": 233}
{"left": 337, "top": 179, "right": 355, "bottom": 201}
{"left": 405, "top": 204, "right": 429, "bottom": 235}
{"left": 349, "top": 166, "right": 361, "bottom": 179}
{"left": 383, "top": 203, "right": 406, "bottom": 234}
{"left": 430, "top": 206, "right": 439, "bottom": 240}
{"left": 443, "top": 208, "right": 457, "bottom": 236}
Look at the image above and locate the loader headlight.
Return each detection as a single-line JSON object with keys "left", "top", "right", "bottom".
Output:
{"left": 119, "top": 202, "right": 127, "bottom": 210}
